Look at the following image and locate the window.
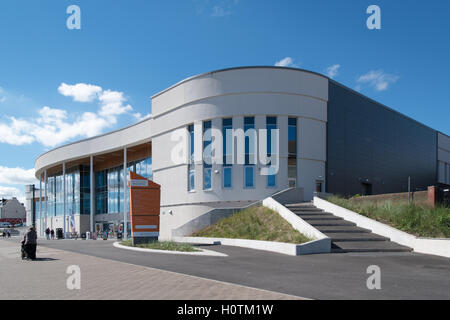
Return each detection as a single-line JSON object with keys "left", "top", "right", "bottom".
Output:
{"left": 288, "top": 118, "right": 297, "bottom": 187}
{"left": 223, "top": 167, "right": 232, "bottom": 188}
{"left": 223, "top": 118, "right": 233, "bottom": 189}
{"left": 266, "top": 116, "right": 277, "bottom": 187}
{"left": 244, "top": 117, "right": 256, "bottom": 165}
{"left": 203, "top": 121, "right": 212, "bottom": 190}
{"left": 244, "top": 166, "right": 254, "bottom": 188}
{"left": 188, "top": 124, "right": 195, "bottom": 191}
{"left": 203, "top": 167, "right": 212, "bottom": 190}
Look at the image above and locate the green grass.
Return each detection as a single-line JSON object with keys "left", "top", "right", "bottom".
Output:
{"left": 192, "top": 205, "right": 312, "bottom": 244}
{"left": 120, "top": 239, "right": 200, "bottom": 252}
{"left": 327, "top": 196, "right": 450, "bottom": 238}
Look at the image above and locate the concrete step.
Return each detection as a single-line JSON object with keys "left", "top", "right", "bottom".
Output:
{"left": 299, "top": 215, "right": 343, "bottom": 221}
{"left": 331, "top": 241, "right": 412, "bottom": 253}
{"left": 294, "top": 211, "right": 333, "bottom": 216}
{"left": 315, "top": 225, "right": 372, "bottom": 233}
{"left": 326, "top": 233, "right": 389, "bottom": 242}
{"left": 289, "top": 207, "right": 324, "bottom": 212}
{"left": 308, "top": 220, "right": 356, "bottom": 227}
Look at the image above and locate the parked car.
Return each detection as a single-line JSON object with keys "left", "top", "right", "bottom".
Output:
{"left": 0, "top": 222, "right": 12, "bottom": 228}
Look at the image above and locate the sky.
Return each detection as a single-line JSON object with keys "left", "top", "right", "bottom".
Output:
{"left": 0, "top": 0, "right": 449, "bottom": 202}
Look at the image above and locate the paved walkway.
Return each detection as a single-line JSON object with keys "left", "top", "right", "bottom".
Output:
{"left": 0, "top": 240, "right": 303, "bottom": 300}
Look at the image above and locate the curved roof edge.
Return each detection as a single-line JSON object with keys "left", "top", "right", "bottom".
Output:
{"left": 151, "top": 66, "right": 330, "bottom": 99}
{"left": 34, "top": 116, "right": 153, "bottom": 167}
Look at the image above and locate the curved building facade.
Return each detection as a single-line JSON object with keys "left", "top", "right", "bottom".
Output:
{"left": 32, "top": 67, "right": 450, "bottom": 239}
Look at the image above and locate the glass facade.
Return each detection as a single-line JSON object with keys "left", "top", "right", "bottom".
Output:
{"left": 43, "top": 165, "right": 89, "bottom": 217}
{"left": 203, "top": 121, "right": 212, "bottom": 190}
{"left": 266, "top": 116, "right": 277, "bottom": 187}
{"left": 39, "top": 157, "right": 152, "bottom": 219}
{"left": 188, "top": 124, "right": 195, "bottom": 191}
{"left": 288, "top": 118, "right": 297, "bottom": 188}
{"left": 223, "top": 118, "right": 233, "bottom": 189}
{"left": 96, "top": 157, "right": 152, "bottom": 215}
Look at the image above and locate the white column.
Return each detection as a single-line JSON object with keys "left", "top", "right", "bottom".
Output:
{"left": 44, "top": 169, "right": 48, "bottom": 232}
{"left": 63, "top": 163, "right": 66, "bottom": 235}
{"left": 39, "top": 177, "right": 42, "bottom": 237}
{"left": 90, "top": 156, "right": 94, "bottom": 233}
{"left": 123, "top": 147, "right": 128, "bottom": 239}
{"left": 278, "top": 116, "right": 289, "bottom": 190}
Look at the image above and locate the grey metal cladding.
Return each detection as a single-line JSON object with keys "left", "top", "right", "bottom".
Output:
{"left": 327, "top": 82, "right": 437, "bottom": 196}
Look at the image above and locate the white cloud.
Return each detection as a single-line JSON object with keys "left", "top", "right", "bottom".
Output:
{"left": 0, "top": 83, "right": 139, "bottom": 148}
{"left": 58, "top": 83, "right": 102, "bottom": 102}
{"left": 326, "top": 64, "right": 341, "bottom": 79}
{"left": 98, "top": 90, "right": 133, "bottom": 123}
{"left": 211, "top": 5, "right": 231, "bottom": 17}
{"left": 275, "top": 57, "right": 299, "bottom": 68}
{"left": 0, "top": 166, "right": 37, "bottom": 185}
{"left": 133, "top": 113, "right": 152, "bottom": 122}
{"left": 0, "top": 186, "right": 24, "bottom": 203}
{"left": 356, "top": 70, "right": 399, "bottom": 91}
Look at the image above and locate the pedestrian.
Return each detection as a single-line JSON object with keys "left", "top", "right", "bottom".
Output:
{"left": 22, "top": 227, "right": 38, "bottom": 260}
{"left": 2, "top": 229, "right": 5, "bottom": 238}
{"left": 7, "top": 230, "right": 11, "bottom": 238}
{"left": 45, "top": 227, "right": 50, "bottom": 240}
{"left": 50, "top": 229, "right": 55, "bottom": 240}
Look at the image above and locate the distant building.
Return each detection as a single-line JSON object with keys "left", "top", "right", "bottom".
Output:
{"left": 0, "top": 197, "right": 26, "bottom": 224}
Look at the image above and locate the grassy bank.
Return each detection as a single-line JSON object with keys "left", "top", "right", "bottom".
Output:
{"left": 192, "top": 206, "right": 312, "bottom": 244}
{"left": 120, "top": 239, "right": 200, "bottom": 252}
{"left": 327, "top": 196, "right": 450, "bottom": 238}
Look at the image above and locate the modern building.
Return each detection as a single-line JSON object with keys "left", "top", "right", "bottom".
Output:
{"left": 0, "top": 197, "right": 26, "bottom": 224}
{"left": 31, "top": 67, "right": 450, "bottom": 239}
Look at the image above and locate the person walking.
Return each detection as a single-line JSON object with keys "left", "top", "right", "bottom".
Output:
{"left": 45, "top": 227, "right": 50, "bottom": 240}
{"left": 50, "top": 229, "right": 55, "bottom": 240}
{"left": 7, "top": 230, "right": 11, "bottom": 238}
{"left": 22, "top": 227, "right": 38, "bottom": 260}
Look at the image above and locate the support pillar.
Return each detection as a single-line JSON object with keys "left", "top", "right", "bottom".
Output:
{"left": 90, "top": 156, "right": 94, "bottom": 234}
{"left": 123, "top": 147, "right": 128, "bottom": 240}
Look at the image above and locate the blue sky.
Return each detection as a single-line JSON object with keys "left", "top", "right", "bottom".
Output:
{"left": 0, "top": 0, "right": 449, "bottom": 201}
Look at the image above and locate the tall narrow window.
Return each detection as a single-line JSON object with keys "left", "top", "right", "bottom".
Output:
{"left": 266, "top": 116, "right": 277, "bottom": 187}
{"left": 188, "top": 124, "right": 195, "bottom": 191}
{"left": 244, "top": 117, "right": 255, "bottom": 188}
{"left": 203, "top": 121, "right": 212, "bottom": 190}
{"left": 288, "top": 118, "right": 297, "bottom": 188}
{"left": 223, "top": 118, "right": 233, "bottom": 189}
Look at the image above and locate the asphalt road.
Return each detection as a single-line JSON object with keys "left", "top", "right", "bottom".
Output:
{"left": 34, "top": 238, "right": 450, "bottom": 300}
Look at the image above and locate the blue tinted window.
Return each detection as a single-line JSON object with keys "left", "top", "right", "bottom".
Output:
{"left": 267, "top": 174, "right": 276, "bottom": 187}
{"left": 188, "top": 167, "right": 195, "bottom": 191}
{"left": 223, "top": 167, "right": 232, "bottom": 188}
{"left": 188, "top": 124, "right": 194, "bottom": 161}
{"left": 203, "top": 167, "right": 212, "bottom": 190}
{"left": 244, "top": 166, "right": 254, "bottom": 188}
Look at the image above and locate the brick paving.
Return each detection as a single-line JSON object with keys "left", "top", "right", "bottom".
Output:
{"left": 0, "top": 240, "right": 304, "bottom": 300}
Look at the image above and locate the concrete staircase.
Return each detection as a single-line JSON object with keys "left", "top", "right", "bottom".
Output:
{"left": 285, "top": 203, "right": 412, "bottom": 253}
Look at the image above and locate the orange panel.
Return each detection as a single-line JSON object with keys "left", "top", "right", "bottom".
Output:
{"left": 129, "top": 171, "right": 161, "bottom": 238}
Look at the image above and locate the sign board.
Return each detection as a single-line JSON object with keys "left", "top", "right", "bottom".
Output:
{"left": 128, "top": 171, "right": 161, "bottom": 245}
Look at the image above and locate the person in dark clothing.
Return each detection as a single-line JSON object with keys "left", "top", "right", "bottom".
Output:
{"left": 7, "top": 230, "right": 11, "bottom": 238}
{"left": 22, "top": 227, "right": 38, "bottom": 260}
{"left": 45, "top": 227, "right": 50, "bottom": 240}
{"left": 50, "top": 229, "right": 55, "bottom": 240}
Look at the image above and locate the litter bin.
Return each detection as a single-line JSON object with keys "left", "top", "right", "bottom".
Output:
{"left": 81, "top": 233, "right": 86, "bottom": 240}
{"left": 117, "top": 232, "right": 123, "bottom": 240}
{"left": 86, "top": 231, "right": 91, "bottom": 240}
{"left": 56, "top": 228, "right": 63, "bottom": 240}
